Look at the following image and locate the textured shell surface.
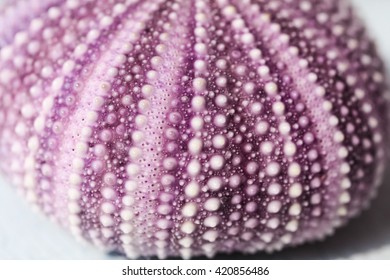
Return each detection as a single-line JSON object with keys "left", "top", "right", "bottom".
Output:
{"left": 0, "top": 0, "right": 389, "bottom": 259}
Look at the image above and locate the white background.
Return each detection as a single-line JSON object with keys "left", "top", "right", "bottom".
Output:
{"left": 0, "top": 0, "right": 390, "bottom": 259}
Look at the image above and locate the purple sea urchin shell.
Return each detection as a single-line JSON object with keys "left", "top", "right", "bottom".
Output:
{"left": 0, "top": 0, "right": 389, "bottom": 259}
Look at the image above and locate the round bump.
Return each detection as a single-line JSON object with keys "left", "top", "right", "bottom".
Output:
{"left": 191, "top": 116, "right": 204, "bottom": 131}
{"left": 188, "top": 138, "right": 203, "bottom": 155}
{"left": 207, "top": 177, "right": 223, "bottom": 191}
{"left": 120, "top": 209, "right": 134, "bottom": 221}
{"left": 126, "top": 163, "right": 140, "bottom": 177}
{"left": 181, "top": 221, "right": 196, "bottom": 234}
{"left": 182, "top": 202, "right": 198, "bottom": 218}
{"left": 272, "top": 102, "right": 285, "bottom": 115}
{"left": 267, "top": 200, "right": 282, "bottom": 214}
{"left": 289, "top": 183, "right": 303, "bottom": 198}
{"left": 265, "top": 82, "right": 278, "bottom": 95}
{"left": 184, "top": 181, "right": 200, "bottom": 198}
{"left": 129, "top": 147, "right": 143, "bottom": 161}
{"left": 212, "top": 135, "right": 226, "bottom": 149}
{"left": 162, "top": 157, "right": 178, "bottom": 171}
{"left": 215, "top": 94, "right": 228, "bottom": 107}
{"left": 285, "top": 220, "right": 299, "bottom": 232}
{"left": 193, "top": 77, "right": 207, "bottom": 92}
{"left": 260, "top": 141, "right": 274, "bottom": 155}
{"left": 267, "top": 182, "right": 282, "bottom": 196}
{"left": 266, "top": 162, "right": 281, "bottom": 177}
{"left": 255, "top": 121, "right": 269, "bottom": 135}
{"left": 141, "top": 84, "right": 155, "bottom": 97}
{"left": 202, "top": 230, "right": 218, "bottom": 242}
{"left": 204, "top": 198, "right": 221, "bottom": 212}
{"left": 192, "top": 96, "right": 206, "bottom": 111}
{"left": 288, "top": 162, "right": 301, "bottom": 178}
{"left": 209, "top": 155, "right": 225, "bottom": 171}
{"left": 214, "top": 114, "right": 227, "bottom": 127}
{"left": 187, "top": 159, "right": 201, "bottom": 177}
{"left": 289, "top": 203, "right": 302, "bottom": 216}
{"left": 204, "top": 215, "right": 220, "bottom": 228}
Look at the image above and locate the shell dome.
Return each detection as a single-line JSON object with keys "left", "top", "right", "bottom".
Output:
{"left": 0, "top": 0, "right": 389, "bottom": 259}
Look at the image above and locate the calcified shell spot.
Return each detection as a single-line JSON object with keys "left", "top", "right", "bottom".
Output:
{"left": 0, "top": 0, "right": 389, "bottom": 260}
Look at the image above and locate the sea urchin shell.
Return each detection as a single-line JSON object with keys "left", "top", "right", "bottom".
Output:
{"left": 0, "top": 0, "right": 389, "bottom": 259}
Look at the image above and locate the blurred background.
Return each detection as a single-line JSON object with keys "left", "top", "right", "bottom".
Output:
{"left": 0, "top": 0, "right": 390, "bottom": 259}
